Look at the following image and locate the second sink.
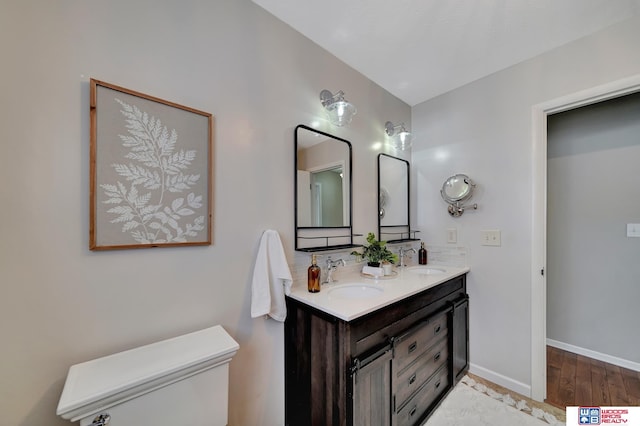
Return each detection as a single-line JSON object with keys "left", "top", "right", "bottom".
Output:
{"left": 406, "top": 266, "right": 447, "bottom": 275}
{"left": 327, "top": 283, "right": 384, "bottom": 300}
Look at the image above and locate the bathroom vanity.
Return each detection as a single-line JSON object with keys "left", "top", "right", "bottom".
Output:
{"left": 284, "top": 266, "right": 469, "bottom": 426}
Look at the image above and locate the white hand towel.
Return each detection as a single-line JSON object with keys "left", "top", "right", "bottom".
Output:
{"left": 362, "top": 265, "right": 384, "bottom": 277}
{"left": 251, "top": 230, "right": 293, "bottom": 322}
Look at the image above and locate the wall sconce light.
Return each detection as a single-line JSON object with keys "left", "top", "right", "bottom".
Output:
{"left": 385, "top": 121, "right": 412, "bottom": 150}
{"left": 320, "top": 89, "right": 357, "bottom": 127}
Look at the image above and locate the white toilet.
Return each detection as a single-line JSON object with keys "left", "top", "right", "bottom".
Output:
{"left": 57, "top": 325, "right": 239, "bottom": 426}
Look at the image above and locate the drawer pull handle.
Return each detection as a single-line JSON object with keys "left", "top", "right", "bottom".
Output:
{"left": 409, "top": 406, "right": 417, "bottom": 417}
{"left": 409, "top": 373, "right": 417, "bottom": 385}
{"left": 408, "top": 342, "right": 417, "bottom": 354}
{"left": 434, "top": 352, "right": 441, "bottom": 362}
{"left": 435, "top": 380, "right": 441, "bottom": 389}
{"left": 434, "top": 324, "right": 442, "bottom": 334}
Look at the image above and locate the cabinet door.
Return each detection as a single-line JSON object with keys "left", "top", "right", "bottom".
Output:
{"left": 451, "top": 296, "right": 469, "bottom": 383}
{"left": 352, "top": 347, "right": 393, "bottom": 426}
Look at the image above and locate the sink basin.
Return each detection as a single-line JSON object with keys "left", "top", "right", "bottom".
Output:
{"left": 327, "top": 283, "right": 384, "bottom": 300}
{"left": 406, "top": 266, "right": 446, "bottom": 275}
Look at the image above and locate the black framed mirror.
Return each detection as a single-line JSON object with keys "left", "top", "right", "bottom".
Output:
{"left": 295, "top": 125, "right": 357, "bottom": 251}
{"left": 378, "top": 153, "right": 418, "bottom": 242}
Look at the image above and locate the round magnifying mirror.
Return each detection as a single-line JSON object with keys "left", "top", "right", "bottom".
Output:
{"left": 441, "top": 174, "right": 474, "bottom": 203}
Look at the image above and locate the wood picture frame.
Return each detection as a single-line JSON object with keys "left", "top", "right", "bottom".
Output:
{"left": 90, "top": 79, "right": 213, "bottom": 250}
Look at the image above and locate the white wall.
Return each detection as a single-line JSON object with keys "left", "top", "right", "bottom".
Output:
{"left": 547, "top": 92, "right": 640, "bottom": 364}
{"left": 0, "top": 1, "right": 409, "bottom": 425}
{"left": 411, "top": 15, "right": 640, "bottom": 394}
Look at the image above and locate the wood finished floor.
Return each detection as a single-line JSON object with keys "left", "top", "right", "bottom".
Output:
{"left": 546, "top": 345, "right": 640, "bottom": 409}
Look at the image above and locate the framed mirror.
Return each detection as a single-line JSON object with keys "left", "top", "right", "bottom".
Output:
{"left": 378, "top": 154, "right": 417, "bottom": 242}
{"left": 295, "top": 125, "right": 356, "bottom": 251}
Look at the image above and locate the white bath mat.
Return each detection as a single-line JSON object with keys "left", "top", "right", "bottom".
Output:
{"left": 424, "top": 376, "right": 564, "bottom": 426}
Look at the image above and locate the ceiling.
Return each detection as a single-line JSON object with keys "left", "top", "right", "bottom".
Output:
{"left": 252, "top": 0, "right": 640, "bottom": 106}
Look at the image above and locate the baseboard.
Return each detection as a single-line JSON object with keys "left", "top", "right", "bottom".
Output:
{"left": 468, "top": 363, "right": 532, "bottom": 397}
{"left": 547, "top": 339, "right": 640, "bottom": 372}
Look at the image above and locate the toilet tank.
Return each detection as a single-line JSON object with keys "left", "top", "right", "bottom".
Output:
{"left": 57, "top": 325, "right": 239, "bottom": 426}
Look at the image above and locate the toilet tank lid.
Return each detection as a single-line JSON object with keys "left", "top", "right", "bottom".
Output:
{"left": 56, "top": 325, "right": 239, "bottom": 420}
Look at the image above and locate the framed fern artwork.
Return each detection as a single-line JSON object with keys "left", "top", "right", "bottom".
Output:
{"left": 90, "top": 79, "right": 213, "bottom": 250}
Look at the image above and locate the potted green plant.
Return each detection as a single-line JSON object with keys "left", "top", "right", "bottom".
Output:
{"left": 352, "top": 232, "right": 399, "bottom": 267}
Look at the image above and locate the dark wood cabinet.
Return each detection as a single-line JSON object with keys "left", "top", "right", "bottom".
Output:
{"left": 352, "top": 345, "right": 393, "bottom": 425}
{"left": 284, "top": 274, "right": 469, "bottom": 426}
{"left": 451, "top": 295, "right": 469, "bottom": 383}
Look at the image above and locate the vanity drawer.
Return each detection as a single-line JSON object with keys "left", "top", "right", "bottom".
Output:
{"left": 393, "top": 311, "right": 447, "bottom": 373}
{"left": 395, "top": 335, "right": 448, "bottom": 407}
{"left": 395, "top": 364, "right": 449, "bottom": 426}
{"left": 352, "top": 276, "right": 464, "bottom": 356}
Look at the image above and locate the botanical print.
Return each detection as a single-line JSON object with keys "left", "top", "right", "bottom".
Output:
{"left": 99, "top": 98, "right": 205, "bottom": 244}
{"left": 90, "top": 79, "right": 211, "bottom": 250}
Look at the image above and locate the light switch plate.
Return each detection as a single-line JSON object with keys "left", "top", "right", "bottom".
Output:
{"left": 627, "top": 223, "right": 640, "bottom": 237}
{"left": 481, "top": 229, "right": 501, "bottom": 246}
{"left": 447, "top": 228, "right": 457, "bottom": 244}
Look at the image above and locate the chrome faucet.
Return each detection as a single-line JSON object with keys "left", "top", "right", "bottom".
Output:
{"left": 323, "top": 256, "right": 346, "bottom": 284}
{"left": 398, "top": 247, "right": 417, "bottom": 268}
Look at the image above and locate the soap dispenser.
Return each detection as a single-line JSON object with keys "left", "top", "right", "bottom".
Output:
{"left": 308, "top": 254, "right": 321, "bottom": 293}
{"left": 418, "top": 242, "right": 428, "bottom": 265}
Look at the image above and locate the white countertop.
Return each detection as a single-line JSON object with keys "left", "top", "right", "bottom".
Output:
{"left": 288, "top": 264, "right": 470, "bottom": 321}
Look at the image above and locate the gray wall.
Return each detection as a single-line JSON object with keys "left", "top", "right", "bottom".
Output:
{"left": 547, "top": 92, "right": 640, "bottom": 363}
{"left": 0, "top": 1, "right": 410, "bottom": 425}
{"left": 411, "top": 15, "right": 640, "bottom": 393}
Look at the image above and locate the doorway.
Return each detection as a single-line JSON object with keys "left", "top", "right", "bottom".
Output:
{"left": 530, "top": 74, "right": 640, "bottom": 401}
